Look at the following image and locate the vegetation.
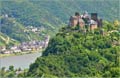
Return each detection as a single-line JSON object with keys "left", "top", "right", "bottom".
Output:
{"left": 26, "top": 21, "right": 120, "bottom": 77}
{"left": 0, "top": 32, "right": 19, "bottom": 47}
{"left": 0, "top": 15, "right": 45, "bottom": 42}
{"left": 27, "top": 22, "right": 120, "bottom": 77}
{"left": 0, "top": 20, "right": 120, "bottom": 77}
{"left": 0, "top": 0, "right": 119, "bottom": 45}
{"left": 0, "top": 0, "right": 119, "bottom": 77}
{"left": 0, "top": 66, "right": 27, "bottom": 77}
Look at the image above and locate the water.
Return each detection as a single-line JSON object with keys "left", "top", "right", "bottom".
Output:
{"left": 0, "top": 52, "right": 42, "bottom": 69}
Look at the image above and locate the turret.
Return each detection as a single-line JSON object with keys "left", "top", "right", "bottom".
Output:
{"left": 68, "top": 12, "right": 85, "bottom": 29}
{"left": 91, "top": 13, "right": 98, "bottom": 21}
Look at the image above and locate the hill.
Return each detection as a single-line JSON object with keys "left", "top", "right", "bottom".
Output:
{"left": 0, "top": 0, "right": 119, "bottom": 43}
{"left": 0, "top": 21, "right": 120, "bottom": 77}
{"left": 26, "top": 21, "right": 120, "bottom": 77}
{"left": 0, "top": 15, "right": 45, "bottom": 43}
{"left": 0, "top": 32, "right": 19, "bottom": 47}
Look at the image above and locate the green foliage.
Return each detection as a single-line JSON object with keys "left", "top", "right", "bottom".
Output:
{"left": 0, "top": 17, "right": 43, "bottom": 43}
{"left": 9, "top": 65, "right": 14, "bottom": 71}
{"left": 0, "top": 0, "right": 119, "bottom": 43}
{"left": 0, "top": 21, "right": 119, "bottom": 77}
{"left": 0, "top": 32, "right": 19, "bottom": 46}
{"left": 0, "top": 0, "right": 119, "bottom": 77}
{"left": 26, "top": 21, "right": 120, "bottom": 77}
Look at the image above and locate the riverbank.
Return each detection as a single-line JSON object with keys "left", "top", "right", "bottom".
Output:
{"left": 0, "top": 52, "right": 42, "bottom": 69}
{"left": 0, "top": 49, "right": 43, "bottom": 58}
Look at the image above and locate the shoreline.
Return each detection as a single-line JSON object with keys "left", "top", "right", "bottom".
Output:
{"left": 0, "top": 49, "right": 43, "bottom": 58}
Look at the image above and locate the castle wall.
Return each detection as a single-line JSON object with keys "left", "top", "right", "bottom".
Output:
{"left": 69, "top": 12, "right": 102, "bottom": 31}
{"left": 90, "top": 24, "right": 97, "bottom": 30}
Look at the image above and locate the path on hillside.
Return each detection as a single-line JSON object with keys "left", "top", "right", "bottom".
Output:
{"left": 0, "top": 35, "right": 10, "bottom": 44}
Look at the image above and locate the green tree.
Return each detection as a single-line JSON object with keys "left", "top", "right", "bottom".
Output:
{"left": 9, "top": 65, "right": 14, "bottom": 71}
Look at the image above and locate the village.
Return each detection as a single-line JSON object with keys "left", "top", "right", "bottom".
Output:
{"left": 24, "top": 26, "right": 45, "bottom": 33}
{"left": 0, "top": 36, "right": 50, "bottom": 55}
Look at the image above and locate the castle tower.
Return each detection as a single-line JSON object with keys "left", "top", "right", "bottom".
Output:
{"left": 91, "top": 13, "right": 98, "bottom": 21}
{"left": 69, "top": 16, "right": 79, "bottom": 27}
{"left": 69, "top": 12, "right": 85, "bottom": 29}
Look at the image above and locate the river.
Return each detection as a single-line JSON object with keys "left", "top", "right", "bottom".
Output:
{"left": 0, "top": 52, "right": 42, "bottom": 69}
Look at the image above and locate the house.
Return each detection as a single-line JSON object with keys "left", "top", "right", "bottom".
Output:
{"left": 10, "top": 46, "right": 18, "bottom": 50}
{"left": 31, "top": 28, "right": 38, "bottom": 32}
{"left": 19, "top": 45, "right": 28, "bottom": 51}
{"left": 3, "top": 50, "right": 13, "bottom": 54}
{"left": 14, "top": 49, "right": 21, "bottom": 53}
{"left": 0, "top": 46, "right": 6, "bottom": 51}
{"left": 2, "top": 14, "right": 8, "bottom": 18}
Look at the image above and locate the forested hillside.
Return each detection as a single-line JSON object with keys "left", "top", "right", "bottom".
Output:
{"left": 0, "top": 0, "right": 120, "bottom": 77}
{"left": 1, "top": 16, "right": 43, "bottom": 42}
{"left": 0, "top": 20, "right": 120, "bottom": 77}
{"left": 0, "top": 0, "right": 119, "bottom": 44}
{"left": 26, "top": 21, "right": 120, "bottom": 77}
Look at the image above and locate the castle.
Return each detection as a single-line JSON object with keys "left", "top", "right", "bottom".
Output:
{"left": 68, "top": 12, "right": 102, "bottom": 31}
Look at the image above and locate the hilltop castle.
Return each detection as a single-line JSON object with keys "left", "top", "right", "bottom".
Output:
{"left": 68, "top": 12, "right": 102, "bottom": 31}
